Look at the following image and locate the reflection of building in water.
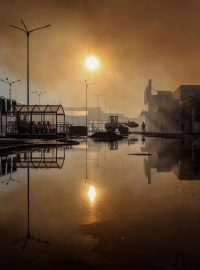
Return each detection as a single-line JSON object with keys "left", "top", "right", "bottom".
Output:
{"left": 108, "top": 140, "right": 118, "bottom": 150}
{"left": 0, "top": 154, "right": 19, "bottom": 185}
{"left": 128, "top": 134, "right": 139, "bottom": 145}
{"left": 17, "top": 147, "right": 65, "bottom": 169}
{"left": 0, "top": 147, "right": 65, "bottom": 185}
{"left": 142, "top": 137, "right": 200, "bottom": 182}
{"left": 173, "top": 138, "right": 200, "bottom": 180}
{"left": 0, "top": 154, "right": 17, "bottom": 176}
{"left": 1, "top": 148, "right": 66, "bottom": 247}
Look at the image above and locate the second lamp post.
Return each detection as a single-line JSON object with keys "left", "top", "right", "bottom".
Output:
{"left": 1, "top": 77, "right": 20, "bottom": 101}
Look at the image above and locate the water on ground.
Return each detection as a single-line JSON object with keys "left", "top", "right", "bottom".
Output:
{"left": 0, "top": 136, "right": 200, "bottom": 269}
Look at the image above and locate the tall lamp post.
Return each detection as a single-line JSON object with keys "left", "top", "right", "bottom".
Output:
{"left": 10, "top": 19, "right": 51, "bottom": 106}
{"left": 83, "top": 55, "right": 99, "bottom": 186}
{"left": 83, "top": 80, "right": 96, "bottom": 184}
{"left": 1, "top": 78, "right": 20, "bottom": 101}
{"left": 31, "top": 90, "right": 46, "bottom": 105}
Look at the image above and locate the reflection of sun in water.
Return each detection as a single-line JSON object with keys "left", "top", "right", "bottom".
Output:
{"left": 85, "top": 55, "right": 100, "bottom": 70}
{"left": 88, "top": 185, "right": 96, "bottom": 203}
{"left": 84, "top": 184, "right": 100, "bottom": 224}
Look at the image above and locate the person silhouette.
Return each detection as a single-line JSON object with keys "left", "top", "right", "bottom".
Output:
{"left": 142, "top": 122, "right": 146, "bottom": 133}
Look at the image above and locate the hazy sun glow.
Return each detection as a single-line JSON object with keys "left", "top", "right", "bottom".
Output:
{"left": 88, "top": 185, "right": 97, "bottom": 202}
{"left": 85, "top": 55, "right": 100, "bottom": 70}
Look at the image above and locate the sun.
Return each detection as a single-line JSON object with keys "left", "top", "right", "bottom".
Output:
{"left": 85, "top": 55, "right": 100, "bottom": 70}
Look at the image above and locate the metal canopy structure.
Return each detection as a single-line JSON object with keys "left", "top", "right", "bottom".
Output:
{"left": 7, "top": 104, "right": 65, "bottom": 136}
{"left": 13, "top": 104, "right": 64, "bottom": 114}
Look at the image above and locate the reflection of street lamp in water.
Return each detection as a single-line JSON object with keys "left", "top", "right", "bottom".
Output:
{"left": 84, "top": 139, "right": 97, "bottom": 203}
{"left": 83, "top": 139, "right": 99, "bottom": 225}
{"left": 83, "top": 80, "right": 97, "bottom": 205}
{"left": 13, "top": 166, "right": 50, "bottom": 249}
{"left": 0, "top": 155, "right": 20, "bottom": 185}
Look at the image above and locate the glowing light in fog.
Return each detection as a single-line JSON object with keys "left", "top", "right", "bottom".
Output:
{"left": 85, "top": 56, "right": 100, "bottom": 70}
{"left": 88, "top": 185, "right": 96, "bottom": 202}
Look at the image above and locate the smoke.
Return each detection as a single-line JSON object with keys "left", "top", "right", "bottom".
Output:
{"left": 0, "top": 0, "right": 200, "bottom": 116}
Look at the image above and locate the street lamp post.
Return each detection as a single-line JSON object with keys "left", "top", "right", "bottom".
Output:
{"left": 1, "top": 78, "right": 20, "bottom": 101}
{"left": 83, "top": 80, "right": 96, "bottom": 183}
{"left": 31, "top": 90, "right": 46, "bottom": 105}
{"left": 10, "top": 19, "right": 51, "bottom": 106}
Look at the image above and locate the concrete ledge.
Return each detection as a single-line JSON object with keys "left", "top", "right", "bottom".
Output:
{"left": 131, "top": 131, "right": 191, "bottom": 139}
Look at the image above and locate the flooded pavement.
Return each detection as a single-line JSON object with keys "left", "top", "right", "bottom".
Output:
{"left": 0, "top": 136, "right": 200, "bottom": 269}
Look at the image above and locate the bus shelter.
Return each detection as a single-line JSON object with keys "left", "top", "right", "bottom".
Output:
{"left": 7, "top": 105, "right": 65, "bottom": 137}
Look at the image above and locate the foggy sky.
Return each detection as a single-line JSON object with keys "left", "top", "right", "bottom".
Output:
{"left": 1, "top": 0, "right": 200, "bottom": 117}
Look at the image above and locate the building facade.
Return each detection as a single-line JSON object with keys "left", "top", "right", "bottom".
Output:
{"left": 174, "top": 85, "right": 200, "bottom": 133}
{"left": 0, "top": 98, "right": 16, "bottom": 136}
{"left": 143, "top": 80, "right": 200, "bottom": 134}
